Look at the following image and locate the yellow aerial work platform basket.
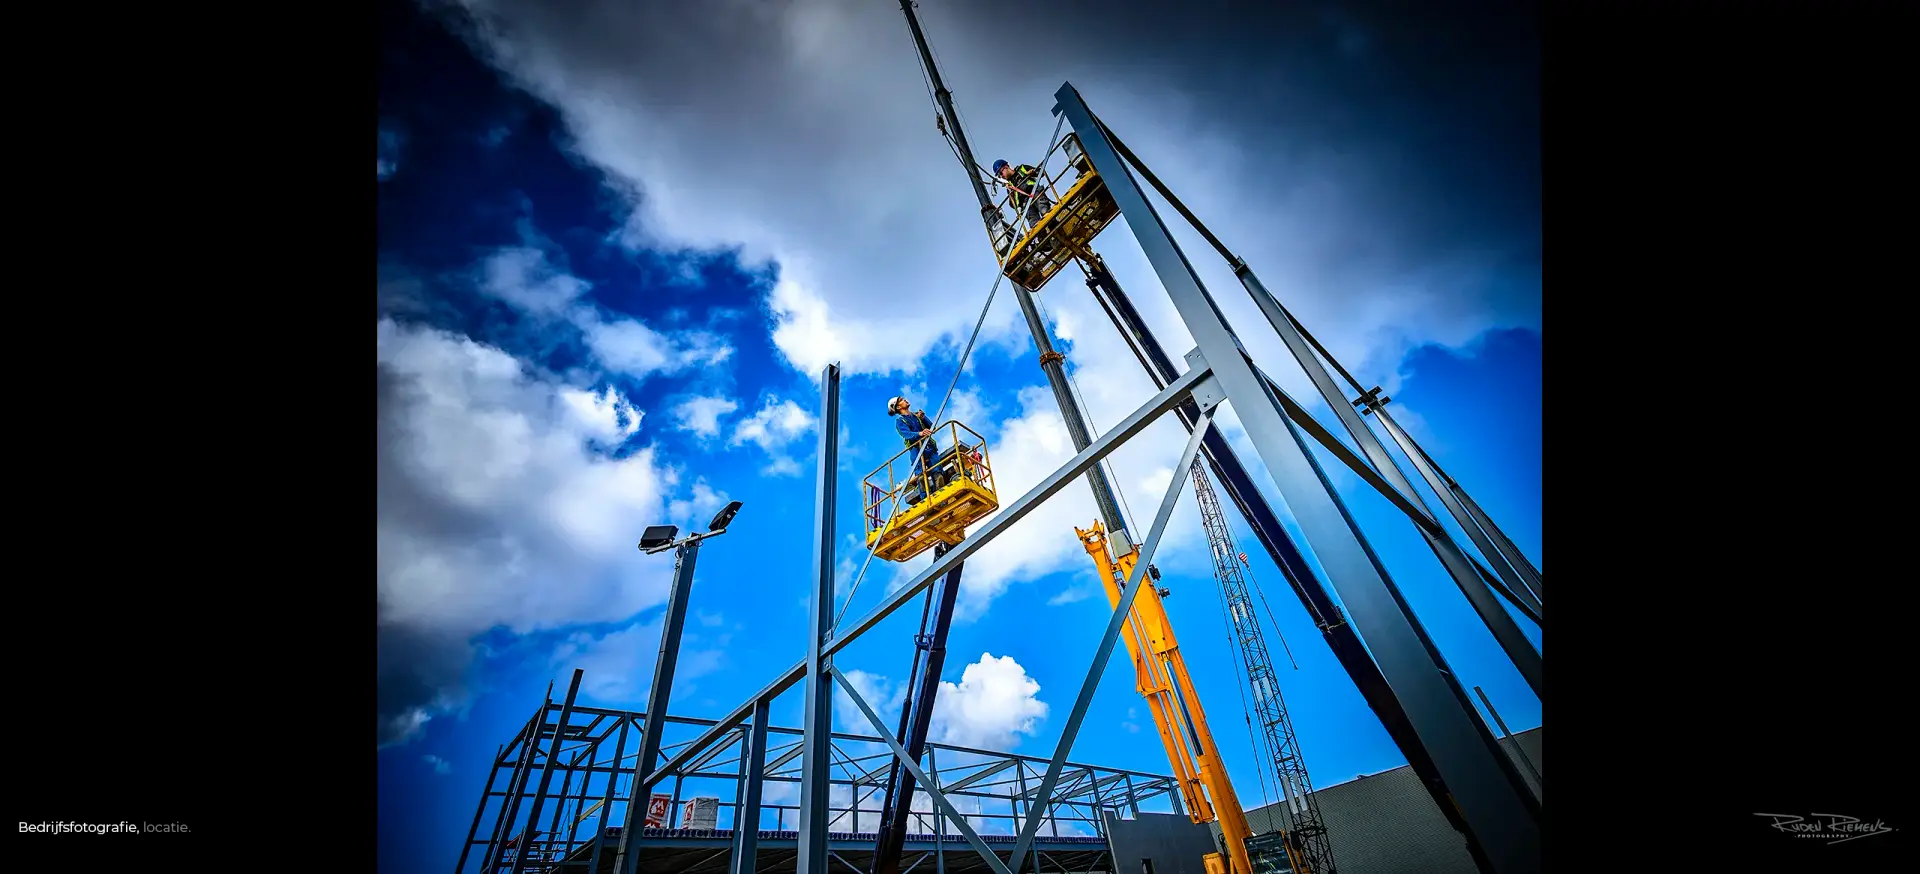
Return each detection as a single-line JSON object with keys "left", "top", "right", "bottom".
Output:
{"left": 992, "top": 133, "right": 1123, "bottom": 293}
{"left": 863, "top": 421, "right": 999, "bottom": 563}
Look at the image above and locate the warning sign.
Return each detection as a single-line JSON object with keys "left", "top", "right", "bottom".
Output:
{"left": 644, "top": 794, "right": 672, "bottom": 827}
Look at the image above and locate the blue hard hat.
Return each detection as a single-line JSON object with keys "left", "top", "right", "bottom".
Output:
{"left": 992, "top": 159, "right": 1010, "bottom": 174}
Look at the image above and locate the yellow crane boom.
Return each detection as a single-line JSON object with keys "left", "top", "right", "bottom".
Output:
{"left": 1077, "top": 522, "right": 1254, "bottom": 874}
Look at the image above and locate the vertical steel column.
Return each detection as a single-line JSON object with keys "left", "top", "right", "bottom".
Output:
{"left": 1010, "top": 406, "right": 1216, "bottom": 870}
{"left": 615, "top": 532, "right": 708, "bottom": 874}
{"left": 588, "top": 718, "right": 629, "bottom": 874}
{"left": 930, "top": 746, "right": 947, "bottom": 874}
{"left": 1056, "top": 82, "right": 1540, "bottom": 874}
{"left": 513, "top": 669, "right": 584, "bottom": 874}
{"left": 799, "top": 363, "right": 843, "bottom": 874}
{"left": 732, "top": 698, "right": 772, "bottom": 874}
{"left": 454, "top": 743, "right": 503, "bottom": 873}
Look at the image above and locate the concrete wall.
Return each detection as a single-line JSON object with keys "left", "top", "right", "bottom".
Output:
{"left": 1223, "top": 727, "right": 1541, "bottom": 874}
{"left": 1105, "top": 811, "right": 1223, "bottom": 874}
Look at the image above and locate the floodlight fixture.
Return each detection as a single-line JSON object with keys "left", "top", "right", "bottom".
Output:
{"left": 638, "top": 524, "right": 679, "bottom": 553}
{"left": 707, "top": 500, "right": 743, "bottom": 534}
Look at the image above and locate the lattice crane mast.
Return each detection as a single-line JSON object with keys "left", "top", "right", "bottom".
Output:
{"left": 1192, "top": 461, "right": 1336, "bottom": 874}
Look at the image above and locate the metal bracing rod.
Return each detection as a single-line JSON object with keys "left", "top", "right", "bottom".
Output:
{"left": 1079, "top": 98, "right": 1543, "bottom": 693}
{"left": 1236, "top": 264, "right": 1542, "bottom": 698}
{"left": 938, "top": 759, "right": 1017, "bottom": 794}
{"left": 454, "top": 742, "right": 503, "bottom": 873}
{"left": 1010, "top": 406, "right": 1217, "bottom": 871}
{"left": 614, "top": 530, "right": 710, "bottom": 874}
{"left": 1472, "top": 686, "right": 1542, "bottom": 799}
{"left": 1057, "top": 81, "right": 1540, "bottom": 874}
{"left": 1088, "top": 110, "right": 1544, "bottom": 614}
{"left": 1368, "top": 403, "right": 1543, "bottom": 617}
{"left": 799, "top": 362, "right": 843, "bottom": 874}
{"left": 587, "top": 717, "right": 629, "bottom": 874}
{"left": 1407, "top": 434, "right": 1544, "bottom": 603}
{"left": 641, "top": 363, "right": 1211, "bottom": 789}
{"left": 1250, "top": 370, "right": 1540, "bottom": 625}
{"left": 512, "top": 669, "right": 585, "bottom": 874}
{"left": 832, "top": 666, "right": 1014, "bottom": 874}
{"left": 731, "top": 699, "right": 772, "bottom": 874}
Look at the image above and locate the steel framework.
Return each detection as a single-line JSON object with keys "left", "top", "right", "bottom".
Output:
{"left": 458, "top": 80, "right": 1543, "bottom": 874}
{"left": 454, "top": 673, "right": 1182, "bottom": 874}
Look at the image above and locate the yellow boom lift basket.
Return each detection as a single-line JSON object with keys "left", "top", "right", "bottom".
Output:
{"left": 991, "top": 133, "right": 1123, "bottom": 293}
{"left": 862, "top": 421, "right": 999, "bottom": 563}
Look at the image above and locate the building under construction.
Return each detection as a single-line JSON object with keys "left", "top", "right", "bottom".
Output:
{"left": 456, "top": 3, "right": 1542, "bottom": 873}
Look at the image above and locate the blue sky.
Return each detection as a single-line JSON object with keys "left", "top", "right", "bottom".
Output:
{"left": 377, "top": 1, "right": 1540, "bottom": 871}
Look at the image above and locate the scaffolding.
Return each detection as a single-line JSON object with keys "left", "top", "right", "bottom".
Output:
{"left": 454, "top": 671, "right": 1183, "bottom": 874}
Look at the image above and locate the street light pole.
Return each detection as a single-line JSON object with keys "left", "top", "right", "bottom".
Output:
{"left": 613, "top": 501, "right": 743, "bottom": 874}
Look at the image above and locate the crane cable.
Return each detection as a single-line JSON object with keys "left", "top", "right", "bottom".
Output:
{"left": 830, "top": 109, "right": 1070, "bottom": 634}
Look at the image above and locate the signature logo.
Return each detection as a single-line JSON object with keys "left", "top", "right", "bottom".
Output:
{"left": 1754, "top": 813, "right": 1896, "bottom": 844}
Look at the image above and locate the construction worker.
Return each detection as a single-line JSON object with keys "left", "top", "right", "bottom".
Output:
{"left": 888, "top": 396, "right": 941, "bottom": 503}
{"left": 994, "top": 159, "right": 1053, "bottom": 230}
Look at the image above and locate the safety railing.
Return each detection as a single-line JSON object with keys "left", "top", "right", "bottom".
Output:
{"left": 984, "top": 132, "right": 1090, "bottom": 260}
{"left": 862, "top": 420, "right": 994, "bottom": 540}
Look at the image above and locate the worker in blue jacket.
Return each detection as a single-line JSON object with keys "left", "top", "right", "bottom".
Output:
{"left": 889, "top": 396, "right": 941, "bottom": 502}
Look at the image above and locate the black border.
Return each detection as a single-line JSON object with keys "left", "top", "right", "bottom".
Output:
{"left": 13, "top": 0, "right": 1908, "bottom": 870}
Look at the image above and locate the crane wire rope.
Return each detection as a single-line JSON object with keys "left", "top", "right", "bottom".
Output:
{"left": 1033, "top": 290, "right": 1141, "bottom": 536}
{"left": 1212, "top": 554, "right": 1278, "bottom": 816}
{"left": 830, "top": 110, "right": 1069, "bottom": 634}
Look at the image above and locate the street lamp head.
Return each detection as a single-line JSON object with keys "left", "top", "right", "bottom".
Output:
{"left": 707, "top": 500, "right": 743, "bottom": 533}
{"left": 638, "top": 525, "right": 679, "bottom": 552}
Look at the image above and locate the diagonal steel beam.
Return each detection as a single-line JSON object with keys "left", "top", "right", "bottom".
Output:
{"left": 641, "top": 363, "right": 1211, "bottom": 789}
{"left": 831, "top": 666, "right": 1012, "bottom": 874}
{"left": 1010, "top": 405, "right": 1217, "bottom": 868}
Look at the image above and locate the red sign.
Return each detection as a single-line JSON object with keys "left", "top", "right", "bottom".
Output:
{"left": 645, "top": 794, "right": 672, "bottom": 827}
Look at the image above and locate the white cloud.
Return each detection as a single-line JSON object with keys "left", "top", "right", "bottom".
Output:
{"left": 377, "top": 317, "right": 716, "bottom": 746}
{"left": 433, "top": 0, "right": 1538, "bottom": 619}
{"left": 424, "top": 754, "right": 452, "bottom": 775}
{"left": 550, "top": 616, "right": 731, "bottom": 706}
{"left": 672, "top": 395, "right": 740, "bottom": 439}
{"left": 931, "top": 653, "right": 1049, "bottom": 750}
{"left": 829, "top": 653, "right": 1047, "bottom": 753}
{"left": 474, "top": 246, "right": 735, "bottom": 381}
{"left": 729, "top": 396, "right": 818, "bottom": 476}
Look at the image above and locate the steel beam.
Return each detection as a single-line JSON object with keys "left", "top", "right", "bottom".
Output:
{"left": 1369, "top": 403, "right": 1543, "bottom": 619}
{"left": 1056, "top": 81, "right": 1541, "bottom": 874}
{"left": 641, "top": 364, "right": 1210, "bottom": 789}
{"left": 799, "top": 362, "right": 843, "bottom": 874}
{"left": 1233, "top": 265, "right": 1542, "bottom": 696}
{"left": 1010, "top": 406, "right": 1217, "bottom": 869}
{"left": 831, "top": 666, "right": 1013, "bottom": 874}
{"left": 512, "top": 669, "right": 584, "bottom": 874}
{"left": 732, "top": 698, "right": 772, "bottom": 874}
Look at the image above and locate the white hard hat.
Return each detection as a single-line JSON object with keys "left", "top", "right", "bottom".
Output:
{"left": 888, "top": 396, "right": 905, "bottom": 414}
